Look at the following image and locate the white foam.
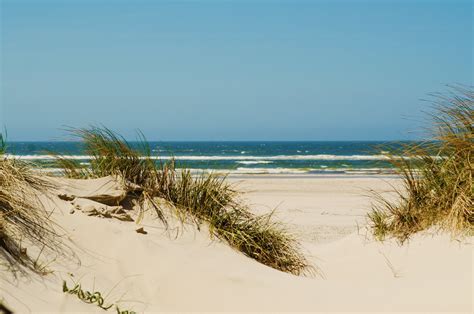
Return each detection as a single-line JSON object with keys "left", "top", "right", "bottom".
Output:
{"left": 233, "top": 167, "right": 309, "bottom": 174}
{"left": 6, "top": 154, "right": 393, "bottom": 161}
{"left": 237, "top": 160, "right": 273, "bottom": 165}
{"left": 7, "top": 153, "right": 439, "bottom": 162}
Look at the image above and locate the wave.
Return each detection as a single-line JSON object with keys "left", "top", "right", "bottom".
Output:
{"left": 233, "top": 167, "right": 309, "bottom": 174}
{"left": 6, "top": 154, "right": 396, "bottom": 161}
{"left": 237, "top": 160, "right": 273, "bottom": 165}
{"left": 32, "top": 166, "right": 397, "bottom": 176}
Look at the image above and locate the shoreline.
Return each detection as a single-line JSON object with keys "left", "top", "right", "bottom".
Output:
{"left": 35, "top": 166, "right": 401, "bottom": 178}
{"left": 227, "top": 173, "right": 401, "bottom": 180}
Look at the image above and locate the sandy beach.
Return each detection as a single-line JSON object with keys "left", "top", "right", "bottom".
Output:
{"left": 2, "top": 175, "right": 471, "bottom": 313}
{"left": 2, "top": 1, "right": 472, "bottom": 313}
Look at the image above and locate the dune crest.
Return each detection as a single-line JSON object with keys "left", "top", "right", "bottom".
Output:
{"left": 2, "top": 176, "right": 471, "bottom": 313}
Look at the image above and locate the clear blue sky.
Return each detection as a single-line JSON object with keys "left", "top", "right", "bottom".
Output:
{"left": 1, "top": 0, "right": 472, "bottom": 141}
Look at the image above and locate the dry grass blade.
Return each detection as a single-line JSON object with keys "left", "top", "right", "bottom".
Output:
{"left": 0, "top": 149, "right": 70, "bottom": 274}
{"left": 368, "top": 85, "right": 473, "bottom": 243}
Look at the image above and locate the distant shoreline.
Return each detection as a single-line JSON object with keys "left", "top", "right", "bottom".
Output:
{"left": 4, "top": 140, "right": 419, "bottom": 176}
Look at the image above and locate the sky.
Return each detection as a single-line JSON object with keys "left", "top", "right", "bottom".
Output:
{"left": 0, "top": 0, "right": 472, "bottom": 141}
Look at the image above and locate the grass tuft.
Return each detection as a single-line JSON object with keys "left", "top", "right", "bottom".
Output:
{"left": 57, "top": 126, "right": 167, "bottom": 225}
{"left": 55, "top": 127, "right": 313, "bottom": 275}
{"left": 157, "top": 169, "right": 312, "bottom": 275}
{"left": 368, "top": 85, "right": 473, "bottom": 243}
{"left": 72, "top": 126, "right": 156, "bottom": 186}
{"left": 0, "top": 135, "right": 70, "bottom": 274}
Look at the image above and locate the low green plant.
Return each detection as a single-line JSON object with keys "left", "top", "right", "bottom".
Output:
{"left": 115, "top": 306, "right": 137, "bottom": 314}
{"left": 369, "top": 86, "right": 473, "bottom": 243}
{"left": 62, "top": 280, "right": 114, "bottom": 310}
{"left": 62, "top": 279, "right": 137, "bottom": 313}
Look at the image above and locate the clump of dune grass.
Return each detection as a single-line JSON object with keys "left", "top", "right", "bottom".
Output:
{"left": 56, "top": 126, "right": 167, "bottom": 225}
{"left": 72, "top": 127, "right": 156, "bottom": 186}
{"left": 369, "top": 86, "right": 473, "bottom": 243}
{"left": 56, "top": 127, "right": 312, "bottom": 275}
{"left": 157, "top": 169, "right": 312, "bottom": 275}
{"left": 0, "top": 139, "right": 69, "bottom": 274}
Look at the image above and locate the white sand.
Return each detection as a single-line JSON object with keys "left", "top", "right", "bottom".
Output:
{"left": 2, "top": 175, "right": 472, "bottom": 313}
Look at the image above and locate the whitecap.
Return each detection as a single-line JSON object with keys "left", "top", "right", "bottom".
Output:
{"left": 237, "top": 160, "right": 273, "bottom": 165}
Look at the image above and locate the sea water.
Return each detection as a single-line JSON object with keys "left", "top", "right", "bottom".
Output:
{"left": 5, "top": 141, "right": 414, "bottom": 175}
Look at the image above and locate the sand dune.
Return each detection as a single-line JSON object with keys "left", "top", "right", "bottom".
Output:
{"left": 2, "top": 176, "right": 472, "bottom": 313}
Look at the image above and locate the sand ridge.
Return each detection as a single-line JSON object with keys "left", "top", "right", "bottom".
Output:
{"left": 1, "top": 176, "right": 472, "bottom": 313}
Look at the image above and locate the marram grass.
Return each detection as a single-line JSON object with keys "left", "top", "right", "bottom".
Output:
{"left": 56, "top": 127, "right": 313, "bottom": 275}
{"left": 0, "top": 136, "right": 70, "bottom": 274}
{"left": 71, "top": 126, "right": 156, "bottom": 186}
{"left": 158, "top": 168, "right": 312, "bottom": 275}
{"left": 56, "top": 126, "right": 168, "bottom": 225}
{"left": 368, "top": 86, "right": 473, "bottom": 243}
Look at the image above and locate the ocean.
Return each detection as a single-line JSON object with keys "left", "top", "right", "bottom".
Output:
{"left": 5, "top": 141, "right": 412, "bottom": 175}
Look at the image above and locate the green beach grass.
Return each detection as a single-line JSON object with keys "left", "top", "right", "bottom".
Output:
{"left": 0, "top": 133, "right": 71, "bottom": 275}
{"left": 54, "top": 126, "right": 313, "bottom": 275}
{"left": 368, "top": 86, "right": 473, "bottom": 243}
